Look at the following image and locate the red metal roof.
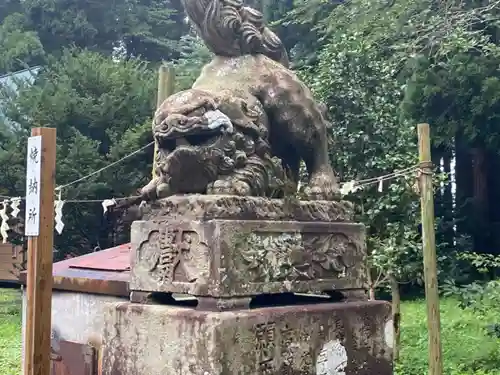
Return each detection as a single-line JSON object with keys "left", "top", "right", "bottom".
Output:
{"left": 69, "top": 243, "right": 130, "bottom": 272}
{"left": 20, "top": 243, "right": 132, "bottom": 297}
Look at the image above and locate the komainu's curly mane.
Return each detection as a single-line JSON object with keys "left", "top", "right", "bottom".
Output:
{"left": 181, "top": 0, "right": 289, "bottom": 67}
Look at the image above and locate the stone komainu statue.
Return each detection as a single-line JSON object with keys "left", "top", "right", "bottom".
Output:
{"left": 141, "top": 0, "right": 340, "bottom": 202}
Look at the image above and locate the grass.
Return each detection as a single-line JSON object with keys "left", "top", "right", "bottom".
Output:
{"left": 0, "top": 288, "right": 498, "bottom": 375}
{"left": 0, "top": 288, "right": 22, "bottom": 375}
{"left": 396, "top": 298, "right": 500, "bottom": 375}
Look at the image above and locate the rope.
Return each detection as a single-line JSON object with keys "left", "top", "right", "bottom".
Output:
{"left": 0, "top": 161, "right": 421, "bottom": 203}
{"left": 55, "top": 141, "right": 154, "bottom": 191}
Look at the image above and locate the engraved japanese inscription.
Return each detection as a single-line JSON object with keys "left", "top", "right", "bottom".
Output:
{"left": 254, "top": 322, "right": 276, "bottom": 374}
{"left": 353, "top": 312, "right": 372, "bottom": 350}
{"left": 137, "top": 227, "right": 210, "bottom": 283}
{"left": 236, "top": 231, "right": 361, "bottom": 283}
{"left": 279, "top": 323, "right": 313, "bottom": 373}
{"left": 281, "top": 324, "right": 294, "bottom": 367}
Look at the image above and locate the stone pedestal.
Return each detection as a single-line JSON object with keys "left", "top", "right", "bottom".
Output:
{"left": 131, "top": 219, "right": 367, "bottom": 299}
{"left": 101, "top": 195, "right": 392, "bottom": 374}
{"left": 102, "top": 300, "right": 393, "bottom": 375}
{"left": 131, "top": 195, "right": 367, "bottom": 304}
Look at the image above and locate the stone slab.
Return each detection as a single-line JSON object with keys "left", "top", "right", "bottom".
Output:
{"left": 101, "top": 300, "right": 393, "bottom": 375}
{"left": 139, "top": 194, "right": 354, "bottom": 222}
{"left": 130, "top": 219, "right": 367, "bottom": 298}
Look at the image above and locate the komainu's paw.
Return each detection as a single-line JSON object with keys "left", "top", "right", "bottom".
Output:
{"left": 140, "top": 179, "right": 159, "bottom": 201}
{"left": 207, "top": 179, "right": 252, "bottom": 196}
{"left": 140, "top": 178, "right": 171, "bottom": 201}
{"left": 304, "top": 171, "right": 341, "bottom": 201}
{"left": 156, "top": 182, "right": 171, "bottom": 199}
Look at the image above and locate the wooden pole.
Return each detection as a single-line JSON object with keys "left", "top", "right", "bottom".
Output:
{"left": 389, "top": 274, "right": 401, "bottom": 361}
{"left": 417, "top": 123, "right": 443, "bottom": 375}
{"left": 152, "top": 65, "right": 175, "bottom": 179}
{"left": 23, "top": 127, "right": 57, "bottom": 375}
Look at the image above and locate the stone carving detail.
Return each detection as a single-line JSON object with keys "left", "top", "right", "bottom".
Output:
{"left": 252, "top": 321, "right": 314, "bottom": 373}
{"left": 238, "top": 232, "right": 359, "bottom": 282}
{"left": 254, "top": 322, "right": 276, "bottom": 375}
{"left": 130, "top": 220, "right": 367, "bottom": 297}
{"left": 137, "top": 228, "right": 209, "bottom": 283}
{"left": 354, "top": 312, "right": 372, "bottom": 350}
{"left": 142, "top": 195, "right": 354, "bottom": 223}
{"left": 281, "top": 324, "right": 294, "bottom": 367}
{"left": 182, "top": 0, "right": 289, "bottom": 67}
{"left": 140, "top": 0, "right": 340, "bottom": 202}
{"left": 333, "top": 316, "right": 346, "bottom": 342}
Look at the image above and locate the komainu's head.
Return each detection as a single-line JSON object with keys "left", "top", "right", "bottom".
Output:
{"left": 144, "top": 89, "right": 284, "bottom": 200}
{"left": 153, "top": 89, "right": 232, "bottom": 152}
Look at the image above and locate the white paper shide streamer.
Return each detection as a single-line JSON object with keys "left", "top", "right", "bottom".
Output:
{"left": 54, "top": 200, "right": 65, "bottom": 235}
{"left": 340, "top": 180, "right": 358, "bottom": 196}
{"left": 10, "top": 197, "right": 21, "bottom": 218}
{"left": 102, "top": 199, "right": 116, "bottom": 215}
{"left": 0, "top": 201, "right": 9, "bottom": 244}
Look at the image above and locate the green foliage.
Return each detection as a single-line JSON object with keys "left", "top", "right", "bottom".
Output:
{"left": 121, "top": 0, "right": 189, "bottom": 62}
{"left": 290, "top": 0, "right": 500, "bottom": 289}
{"left": 1, "top": 0, "right": 188, "bottom": 61}
{"left": 21, "top": 0, "right": 131, "bottom": 54}
{"left": 0, "top": 48, "right": 156, "bottom": 256}
{"left": 297, "top": 0, "right": 423, "bottom": 286}
{"left": 0, "top": 13, "right": 44, "bottom": 74}
{"left": 172, "top": 34, "right": 213, "bottom": 91}
{"left": 276, "top": 0, "right": 336, "bottom": 66}
{"left": 402, "top": 50, "right": 500, "bottom": 148}
{"left": 398, "top": 2, "right": 500, "bottom": 257}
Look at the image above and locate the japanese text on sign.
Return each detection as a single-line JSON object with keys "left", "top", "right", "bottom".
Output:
{"left": 25, "top": 135, "right": 42, "bottom": 236}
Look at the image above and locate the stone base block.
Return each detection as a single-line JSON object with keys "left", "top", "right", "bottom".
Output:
{"left": 130, "top": 218, "right": 367, "bottom": 298}
{"left": 139, "top": 194, "right": 355, "bottom": 222}
{"left": 102, "top": 300, "right": 393, "bottom": 375}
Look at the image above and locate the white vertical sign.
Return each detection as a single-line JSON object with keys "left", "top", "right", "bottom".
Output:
{"left": 25, "top": 135, "right": 42, "bottom": 236}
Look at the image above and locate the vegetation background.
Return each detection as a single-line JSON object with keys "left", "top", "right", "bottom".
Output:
{"left": 0, "top": 0, "right": 499, "bottom": 373}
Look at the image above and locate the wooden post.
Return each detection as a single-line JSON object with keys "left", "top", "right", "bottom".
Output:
{"left": 152, "top": 65, "right": 175, "bottom": 179}
{"left": 417, "top": 123, "right": 443, "bottom": 375}
{"left": 389, "top": 274, "right": 401, "bottom": 361}
{"left": 23, "top": 127, "right": 57, "bottom": 375}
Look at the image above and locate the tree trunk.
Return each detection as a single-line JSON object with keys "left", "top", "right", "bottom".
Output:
{"left": 367, "top": 270, "right": 376, "bottom": 300}
{"left": 487, "top": 151, "right": 500, "bottom": 257}
{"left": 454, "top": 131, "right": 473, "bottom": 250}
{"left": 442, "top": 149, "right": 455, "bottom": 248}
{"left": 389, "top": 274, "right": 401, "bottom": 362}
{"left": 471, "top": 146, "right": 489, "bottom": 253}
{"left": 432, "top": 145, "right": 445, "bottom": 247}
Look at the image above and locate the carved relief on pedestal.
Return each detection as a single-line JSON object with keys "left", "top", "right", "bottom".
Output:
{"left": 137, "top": 227, "right": 210, "bottom": 284}
{"left": 237, "top": 231, "right": 361, "bottom": 283}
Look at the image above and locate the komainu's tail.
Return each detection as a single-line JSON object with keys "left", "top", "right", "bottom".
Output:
{"left": 181, "top": 0, "right": 289, "bottom": 68}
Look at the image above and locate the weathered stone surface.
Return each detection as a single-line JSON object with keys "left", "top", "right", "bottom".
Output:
{"left": 140, "top": 0, "right": 341, "bottom": 202}
{"left": 140, "top": 194, "right": 354, "bottom": 222}
{"left": 101, "top": 300, "right": 393, "bottom": 375}
{"left": 130, "top": 218, "right": 367, "bottom": 298}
